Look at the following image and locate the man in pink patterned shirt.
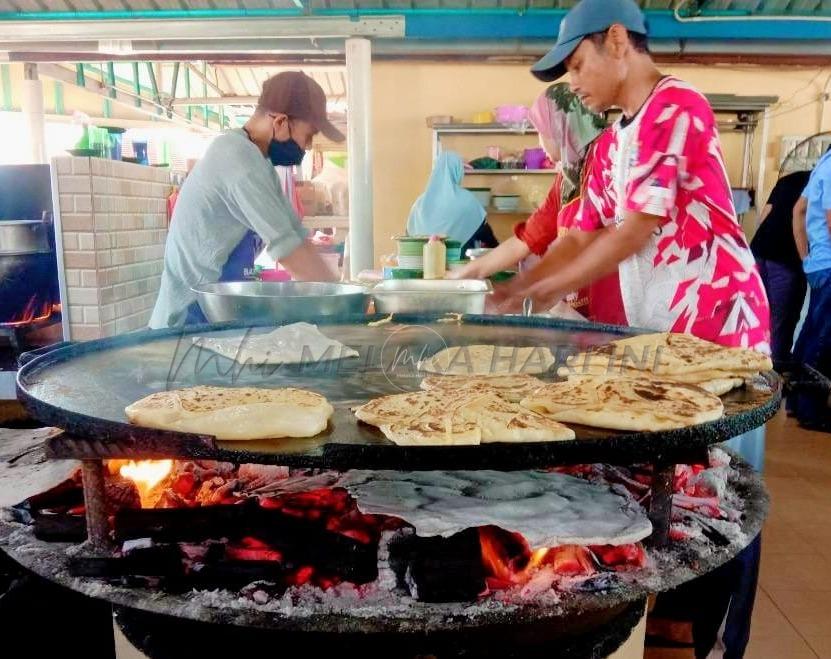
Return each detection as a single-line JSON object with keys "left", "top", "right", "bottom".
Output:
{"left": 496, "top": 0, "right": 771, "bottom": 354}
{"left": 495, "top": 1, "right": 770, "bottom": 657}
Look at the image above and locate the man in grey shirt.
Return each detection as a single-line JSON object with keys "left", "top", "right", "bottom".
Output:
{"left": 150, "top": 71, "right": 343, "bottom": 329}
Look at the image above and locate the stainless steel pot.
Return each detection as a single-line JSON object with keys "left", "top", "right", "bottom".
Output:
{"left": 0, "top": 219, "right": 50, "bottom": 254}
{"left": 193, "top": 281, "right": 369, "bottom": 324}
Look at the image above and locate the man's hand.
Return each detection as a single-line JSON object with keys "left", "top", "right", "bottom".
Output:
{"left": 280, "top": 241, "right": 339, "bottom": 282}
{"left": 506, "top": 215, "right": 658, "bottom": 309}
{"left": 448, "top": 261, "right": 481, "bottom": 280}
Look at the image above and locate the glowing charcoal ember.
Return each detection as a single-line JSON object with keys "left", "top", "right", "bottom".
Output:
{"left": 589, "top": 544, "right": 647, "bottom": 570}
{"left": 541, "top": 546, "right": 596, "bottom": 576}
{"left": 225, "top": 542, "right": 284, "bottom": 562}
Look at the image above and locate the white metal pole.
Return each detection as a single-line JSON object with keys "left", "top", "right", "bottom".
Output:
{"left": 345, "top": 37, "right": 374, "bottom": 278}
{"left": 22, "top": 63, "right": 47, "bottom": 164}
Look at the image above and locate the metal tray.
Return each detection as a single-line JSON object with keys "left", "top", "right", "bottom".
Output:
{"left": 372, "top": 280, "right": 492, "bottom": 314}
{"left": 17, "top": 314, "right": 781, "bottom": 470}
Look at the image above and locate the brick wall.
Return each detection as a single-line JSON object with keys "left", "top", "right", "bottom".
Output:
{"left": 53, "top": 157, "right": 170, "bottom": 341}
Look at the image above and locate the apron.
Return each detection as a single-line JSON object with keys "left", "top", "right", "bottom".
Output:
{"left": 185, "top": 230, "right": 263, "bottom": 324}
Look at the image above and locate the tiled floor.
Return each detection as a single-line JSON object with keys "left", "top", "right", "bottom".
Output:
{"left": 647, "top": 409, "right": 831, "bottom": 659}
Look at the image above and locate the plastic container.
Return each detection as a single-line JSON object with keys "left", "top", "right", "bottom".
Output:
{"left": 486, "top": 146, "right": 502, "bottom": 160}
{"left": 132, "top": 140, "right": 149, "bottom": 165}
{"left": 426, "top": 115, "right": 453, "bottom": 127}
{"left": 494, "top": 105, "right": 529, "bottom": 127}
{"left": 388, "top": 268, "right": 424, "bottom": 280}
{"left": 523, "top": 147, "right": 547, "bottom": 170}
{"left": 447, "top": 259, "right": 469, "bottom": 274}
{"left": 445, "top": 240, "right": 463, "bottom": 262}
{"left": 101, "top": 126, "right": 126, "bottom": 161}
{"left": 500, "top": 156, "right": 524, "bottom": 170}
{"left": 396, "top": 235, "right": 429, "bottom": 270}
{"left": 465, "top": 187, "right": 492, "bottom": 209}
{"left": 492, "top": 194, "right": 521, "bottom": 212}
{"left": 423, "top": 235, "right": 447, "bottom": 280}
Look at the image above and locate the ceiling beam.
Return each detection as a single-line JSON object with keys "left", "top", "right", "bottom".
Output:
{"left": 185, "top": 61, "right": 224, "bottom": 96}
{"left": 35, "top": 62, "right": 214, "bottom": 132}
{"left": 171, "top": 95, "right": 257, "bottom": 106}
{"left": 0, "top": 16, "right": 404, "bottom": 43}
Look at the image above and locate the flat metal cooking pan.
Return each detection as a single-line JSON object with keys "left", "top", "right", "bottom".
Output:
{"left": 16, "top": 314, "right": 781, "bottom": 470}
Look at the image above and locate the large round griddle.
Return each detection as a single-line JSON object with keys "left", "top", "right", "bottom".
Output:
{"left": 16, "top": 315, "right": 781, "bottom": 470}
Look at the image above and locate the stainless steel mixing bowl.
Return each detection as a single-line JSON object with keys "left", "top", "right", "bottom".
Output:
{"left": 193, "top": 281, "right": 369, "bottom": 324}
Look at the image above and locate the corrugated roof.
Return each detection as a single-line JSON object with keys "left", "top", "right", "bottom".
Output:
{"left": 0, "top": 0, "right": 828, "bottom": 15}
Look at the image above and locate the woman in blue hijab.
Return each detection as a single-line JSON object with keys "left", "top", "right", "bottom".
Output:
{"left": 406, "top": 151, "right": 495, "bottom": 251}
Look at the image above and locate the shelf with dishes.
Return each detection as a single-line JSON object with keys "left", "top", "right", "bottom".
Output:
{"left": 302, "top": 215, "right": 349, "bottom": 229}
{"left": 487, "top": 207, "right": 537, "bottom": 216}
{"left": 431, "top": 123, "right": 539, "bottom": 135}
{"left": 466, "top": 169, "right": 554, "bottom": 175}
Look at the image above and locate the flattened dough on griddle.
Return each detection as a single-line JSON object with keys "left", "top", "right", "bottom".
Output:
{"left": 697, "top": 377, "right": 746, "bottom": 396}
{"left": 357, "top": 389, "right": 574, "bottom": 446}
{"left": 193, "top": 322, "right": 358, "bottom": 365}
{"left": 353, "top": 388, "right": 471, "bottom": 428}
{"left": 125, "top": 386, "right": 333, "bottom": 440}
{"left": 419, "top": 373, "right": 545, "bottom": 403}
{"left": 520, "top": 375, "right": 724, "bottom": 431}
{"left": 564, "top": 332, "right": 771, "bottom": 376}
{"left": 418, "top": 344, "right": 555, "bottom": 376}
{"left": 560, "top": 367, "right": 748, "bottom": 397}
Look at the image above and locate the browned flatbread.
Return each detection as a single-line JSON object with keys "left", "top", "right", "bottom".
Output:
{"left": 125, "top": 386, "right": 333, "bottom": 440}
{"left": 520, "top": 375, "right": 724, "bottom": 431}
{"left": 419, "top": 373, "right": 545, "bottom": 403}
{"left": 564, "top": 332, "right": 771, "bottom": 377}
{"left": 354, "top": 389, "right": 471, "bottom": 428}
{"left": 559, "top": 365, "right": 750, "bottom": 397}
{"left": 356, "top": 389, "right": 574, "bottom": 446}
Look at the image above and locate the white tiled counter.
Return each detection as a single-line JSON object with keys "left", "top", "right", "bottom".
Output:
{"left": 51, "top": 157, "right": 170, "bottom": 340}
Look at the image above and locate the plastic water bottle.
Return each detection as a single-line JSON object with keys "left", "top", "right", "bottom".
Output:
{"left": 423, "top": 235, "right": 446, "bottom": 280}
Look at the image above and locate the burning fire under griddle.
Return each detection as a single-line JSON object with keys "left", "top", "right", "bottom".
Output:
{"left": 1, "top": 295, "right": 55, "bottom": 329}
{"left": 13, "top": 449, "right": 748, "bottom": 607}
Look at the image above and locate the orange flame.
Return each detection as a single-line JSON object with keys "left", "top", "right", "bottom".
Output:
{"left": 478, "top": 526, "right": 596, "bottom": 593}
{"left": 114, "top": 459, "right": 173, "bottom": 507}
{"left": 2, "top": 295, "right": 53, "bottom": 328}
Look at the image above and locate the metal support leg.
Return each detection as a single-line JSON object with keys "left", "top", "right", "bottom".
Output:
{"left": 648, "top": 462, "right": 675, "bottom": 548}
{"left": 81, "top": 460, "right": 110, "bottom": 551}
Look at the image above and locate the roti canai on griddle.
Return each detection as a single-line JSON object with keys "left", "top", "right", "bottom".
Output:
{"left": 565, "top": 332, "right": 771, "bottom": 375}
{"left": 354, "top": 388, "right": 471, "bottom": 427}
{"left": 419, "top": 373, "right": 545, "bottom": 403}
{"left": 520, "top": 375, "right": 724, "bottom": 431}
{"left": 356, "top": 389, "right": 575, "bottom": 446}
{"left": 418, "top": 345, "right": 555, "bottom": 376}
{"left": 125, "top": 386, "right": 333, "bottom": 440}
{"left": 559, "top": 332, "right": 771, "bottom": 396}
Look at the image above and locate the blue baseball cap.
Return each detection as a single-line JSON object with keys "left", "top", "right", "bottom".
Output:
{"left": 531, "top": 0, "right": 648, "bottom": 82}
